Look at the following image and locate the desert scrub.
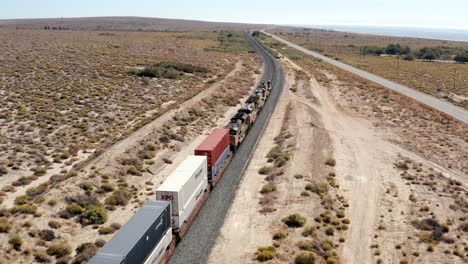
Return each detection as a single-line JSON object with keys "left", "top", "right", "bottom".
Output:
{"left": 130, "top": 62, "right": 208, "bottom": 79}
{"left": 272, "top": 230, "right": 288, "bottom": 240}
{"left": 105, "top": 188, "right": 131, "bottom": 206}
{"left": 80, "top": 205, "right": 108, "bottom": 225}
{"left": 47, "top": 242, "right": 72, "bottom": 257}
{"left": 0, "top": 166, "right": 8, "bottom": 176}
{"left": 0, "top": 217, "right": 12, "bottom": 233}
{"left": 295, "top": 250, "right": 317, "bottom": 264}
{"left": 258, "top": 166, "right": 273, "bottom": 175}
{"left": 74, "top": 242, "right": 98, "bottom": 263}
{"left": 98, "top": 226, "right": 115, "bottom": 235}
{"left": 39, "top": 229, "right": 55, "bottom": 241}
{"left": 34, "top": 250, "right": 50, "bottom": 263}
{"left": 256, "top": 246, "right": 276, "bottom": 261}
{"left": 260, "top": 183, "right": 277, "bottom": 194}
{"left": 325, "top": 158, "right": 336, "bottom": 166}
{"left": 305, "top": 181, "right": 329, "bottom": 195}
{"left": 48, "top": 220, "right": 61, "bottom": 229}
{"left": 100, "top": 183, "right": 115, "bottom": 193}
{"left": 9, "top": 233, "right": 23, "bottom": 251}
{"left": 282, "top": 214, "right": 307, "bottom": 228}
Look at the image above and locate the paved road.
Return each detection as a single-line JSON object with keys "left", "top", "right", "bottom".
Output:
{"left": 169, "top": 34, "right": 285, "bottom": 264}
{"left": 263, "top": 31, "right": 468, "bottom": 124}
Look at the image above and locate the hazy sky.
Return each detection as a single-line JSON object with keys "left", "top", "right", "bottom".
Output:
{"left": 2, "top": 0, "right": 467, "bottom": 29}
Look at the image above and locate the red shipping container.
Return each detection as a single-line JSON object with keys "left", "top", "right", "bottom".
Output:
{"left": 194, "top": 128, "right": 230, "bottom": 175}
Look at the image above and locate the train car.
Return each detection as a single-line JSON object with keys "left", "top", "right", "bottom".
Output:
{"left": 89, "top": 200, "right": 171, "bottom": 264}
{"left": 238, "top": 103, "right": 257, "bottom": 126}
{"left": 156, "top": 155, "right": 208, "bottom": 231}
{"left": 227, "top": 117, "right": 248, "bottom": 151}
{"left": 194, "top": 128, "right": 231, "bottom": 187}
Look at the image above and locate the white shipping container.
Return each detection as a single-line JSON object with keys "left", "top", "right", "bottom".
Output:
{"left": 143, "top": 227, "right": 172, "bottom": 264}
{"left": 156, "top": 155, "right": 208, "bottom": 229}
{"left": 170, "top": 179, "right": 207, "bottom": 229}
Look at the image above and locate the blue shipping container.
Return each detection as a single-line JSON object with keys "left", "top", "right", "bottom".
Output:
{"left": 209, "top": 146, "right": 230, "bottom": 181}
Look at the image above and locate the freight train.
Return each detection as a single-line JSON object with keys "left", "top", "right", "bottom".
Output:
{"left": 89, "top": 79, "right": 273, "bottom": 264}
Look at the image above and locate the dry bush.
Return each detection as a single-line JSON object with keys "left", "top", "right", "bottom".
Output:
{"left": 105, "top": 188, "right": 131, "bottom": 206}
{"left": 98, "top": 226, "right": 115, "bottom": 235}
{"left": 48, "top": 220, "right": 61, "bottom": 229}
{"left": 258, "top": 166, "right": 273, "bottom": 175}
{"left": 95, "top": 238, "right": 106, "bottom": 248}
{"left": 324, "top": 158, "right": 336, "bottom": 167}
{"left": 8, "top": 234, "right": 22, "bottom": 251}
{"left": 0, "top": 217, "right": 12, "bottom": 233}
{"left": 295, "top": 250, "right": 317, "bottom": 264}
{"left": 74, "top": 242, "right": 98, "bottom": 264}
{"left": 110, "top": 222, "right": 122, "bottom": 230}
{"left": 272, "top": 230, "right": 288, "bottom": 240}
{"left": 47, "top": 242, "right": 72, "bottom": 257}
{"left": 39, "top": 229, "right": 55, "bottom": 241}
{"left": 256, "top": 246, "right": 276, "bottom": 261}
{"left": 34, "top": 251, "right": 50, "bottom": 263}
{"left": 305, "top": 181, "right": 329, "bottom": 195}
{"left": 260, "top": 183, "right": 277, "bottom": 194}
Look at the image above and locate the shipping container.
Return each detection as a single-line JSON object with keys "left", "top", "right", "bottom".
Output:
{"left": 156, "top": 155, "right": 208, "bottom": 230}
{"left": 143, "top": 228, "right": 172, "bottom": 264}
{"left": 89, "top": 200, "right": 171, "bottom": 264}
{"left": 194, "top": 128, "right": 230, "bottom": 181}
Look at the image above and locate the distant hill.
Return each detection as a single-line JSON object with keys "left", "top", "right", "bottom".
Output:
{"left": 0, "top": 16, "right": 267, "bottom": 32}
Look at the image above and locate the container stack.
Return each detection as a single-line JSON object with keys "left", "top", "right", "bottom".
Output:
{"left": 156, "top": 155, "right": 208, "bottom": 230}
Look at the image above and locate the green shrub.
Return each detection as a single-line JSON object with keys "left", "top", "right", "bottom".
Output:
{"left": 32, "top": 166, "right": 47, "bottom": 176}
{"left": 297, "top": 240, "right": 314, "bottom": 251}
{"left": 26, "top": 183, "right": 48, "bottom": 197}
{"left": 34, "top": 250, "right": 50, "bottom": 263}
{"left": 325, "top": 227, "right": 335, "bottom": 236}
{"left": 15, "top": 195, "right": 29, "bottom": 205}
{"left": 47, "top": 242, "right": 72, "bottom": 257}
{"left": 101, "top": 183, "right": 115, "bottom": 192}
{"left": 0, "top": 166, "right": 8, "bottom": 176}
{"left": 47, "top": 198, "right": 58, "bottom": 206}
{"left": 295, "top": 250, "right": 317, "bottom": 264}
{"left": 66, "top": 203, "right": 84, "bottom": 215}
{"left": 10, "top": 204, "right": 38, "bottom": 215}
{"left": 305, "top": 182, "right": 329, "bottom": 195}
{"left": 282, "top": 214, "right": 307, "bottom": 228}
{"left": 258, "top": 166, "right": 273, "bottom": 175}
{"left": 321, "top": 240, "right": 334, "bottom": 251}
{"left": 0, "top": 217, "right": 11, "bottom": 233}
{"left": 260, "top": 183, "right": 277, "bottom": 194}
{"left": 80, "top": 205, "right": 108, "bottom": 225}
{"left": 256, "top": 246, "right": 276, "bottom": 261}
{"left": 98, "top": 226, "right": 115, "bottom": 235}
{"left": 79, "top": 182, "right": 94, "bottom": 192}
{"left": 105, "top": 189, "right": 131, "bottom": 206}
{"left": 9, "top": 233, "right": 23, "bottom": 251}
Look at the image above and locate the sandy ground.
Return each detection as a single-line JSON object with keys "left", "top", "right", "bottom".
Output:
{"left": 208, "top": 53, "right": 467, "bottom": 263}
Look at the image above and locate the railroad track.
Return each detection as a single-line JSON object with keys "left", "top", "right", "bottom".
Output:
{"left": 169, "top": 33, "right": 285, "bottom": 264}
